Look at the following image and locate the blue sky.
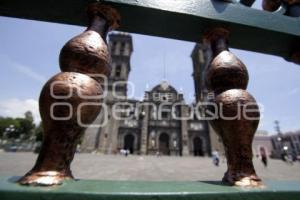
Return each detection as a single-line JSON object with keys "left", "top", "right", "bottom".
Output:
{"left": 0, "top": 1, "right": 299, "bottom": 134}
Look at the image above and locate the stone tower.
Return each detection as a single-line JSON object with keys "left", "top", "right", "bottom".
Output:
{"left": 191, "top": 43, "right": 210, "bottom": 102}
{"left": 81, "top": 33, "right": 133, "bottom": 152}
{"left": 107, "top": 33, "right": 133, "bottom": 100}
{"left": 191, "top": 43, "right": 224, "bottom": 154}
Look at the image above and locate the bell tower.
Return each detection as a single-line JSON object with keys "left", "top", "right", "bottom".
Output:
{"left": 107, "top": 33, "right": 133, "bottom": 100}
{"left": 81, "top": 33, "right": 133, "bottom": 153}
{"left": 191, "top": 43, "right": 224, "bottom": 156}
{"left": 191, "top": 43, "right": 211, "bottom": 102}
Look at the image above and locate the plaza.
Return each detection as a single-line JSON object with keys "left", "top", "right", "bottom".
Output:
{"left": 1, "top": 152, "right": 300, "bottom": 182}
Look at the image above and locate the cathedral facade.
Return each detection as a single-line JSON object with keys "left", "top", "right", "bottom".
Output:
{"left": 81, "top": 33, "right": 222, "bottom": 156}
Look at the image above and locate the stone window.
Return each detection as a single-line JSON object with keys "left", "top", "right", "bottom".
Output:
{"left": 153, "top": 93, "right": 160, "bottom": 101}
{"left": 167, "top": 93, "right": 173, "bottom": 101}
{"left": 111, "top": 41, "right": 117, "bottom": 53}
{"left": 120, "top": 42, "right": 126, "bottom": 55}
{"left": 161, "top": 111, "right": 168, "bottom": 119}
{"left": 115, "top": 65, "right": 121, "bottom": 78}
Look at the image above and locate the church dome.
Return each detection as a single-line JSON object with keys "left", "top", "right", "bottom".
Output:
{"left": 150, "top": 81, "right": 178, "bottom": 94}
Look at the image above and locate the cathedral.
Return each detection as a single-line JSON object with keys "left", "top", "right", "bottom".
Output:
{"left": 81, "top": 33, "right": 223, "bottom": 156}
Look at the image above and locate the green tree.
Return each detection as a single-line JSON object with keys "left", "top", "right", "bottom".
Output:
{"left": 0, "top": 118, "right": 20, "bottom": 138}
{"left": 25, "top": 111, "right": 34, "bottom": 122}
{"left": 34, "top": 122, "right": 44, "bottom": 142}
{"left": 0, "top": 111, "right": 36, "bottom": 139}
{"left": 16, "top": 118, "right": 35, "bottom": 139}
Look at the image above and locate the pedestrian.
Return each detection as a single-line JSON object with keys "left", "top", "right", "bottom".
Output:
{"left": 260, "top": 147, "right": 268, "bottom": 167}
{"left": 261, "top": 152, "right": 268, "bottom": 167}
{"left": 212, "top": 150, "right": 220, "bottom": 167}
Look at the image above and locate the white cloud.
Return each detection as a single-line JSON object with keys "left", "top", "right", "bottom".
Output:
{"left": 288, "top": 88, "right": 299, "bottom": 96}
{"left": 13, "top": 64, "right": 46, "bottom": 83}
{"left": 0, "top": 98, "right": 41, "bottom": 124}
{"left": 0, "top": 54, "right": 46, "bottom": 83}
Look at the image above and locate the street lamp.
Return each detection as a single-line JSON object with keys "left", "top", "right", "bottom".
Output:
{"left": 274, "top": 120, "right": 284, "bottom": 158}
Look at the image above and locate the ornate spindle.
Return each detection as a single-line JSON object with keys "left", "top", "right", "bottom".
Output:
{"left": 204, "top": 28, "right": 263, "bottom": 187}
{"left": 263, "top": 0, "right": 300, "bottom": 17}
{"left": 262, "top": 0, "right": 281, "bottom": 11}
{"left": 60, "top": 4, "right": 119, "bottom": 77}
{"left": 18, "top": 3, "right": 120, "bottom": 186}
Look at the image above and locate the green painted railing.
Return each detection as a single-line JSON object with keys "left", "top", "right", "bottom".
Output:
{"left": 1, "top": 0, "right": 300, "bottom": 199}
{"left": 1, "top": 176, "right": 300, "bottom": 200}
{"left": 0, "top": 0, "right": 299, "bottom": 63}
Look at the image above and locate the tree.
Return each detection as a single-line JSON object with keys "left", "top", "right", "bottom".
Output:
{"left": 25, "top": 111, "right": 34, "bottom": 122}
{"left": 0, "top": 111, "right": 36, "bottom": 139}
{"left": 0, "top": 117, "right": 20, "bottom": 139}
{"left": 16, "top": 118, "right": 35, "bottom": 139}
{"left": 34, "top": 122, "right": 44, "bottom": 142}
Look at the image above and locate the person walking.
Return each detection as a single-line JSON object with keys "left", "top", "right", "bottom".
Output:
{"left": 212, "top": 150, "right": 220, "bottom": 167}
{"left": 261, "top": 151, "right": 268, "bottom": 167}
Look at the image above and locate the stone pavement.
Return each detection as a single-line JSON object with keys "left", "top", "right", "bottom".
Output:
{"left": 0, "top": 152, "right": 300, "bottom": 181}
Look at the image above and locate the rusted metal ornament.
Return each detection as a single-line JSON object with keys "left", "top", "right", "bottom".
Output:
{"left": 59, "top": 4, "right": 120, "bottom": 78}
{"left": 262, "top": 0, "right": 281, "bottom": 11}
{"left": 18, "top": 3, "right": 118, "bottom": 186}
{"left": 206, "top": 50, "right": 249, "bottom": 95}
{"left": 18, "top": 72, "right": 102, "bottom": 186}
{"left": 204, "top": 27, "right": 263, "bottom": 187}
{"left": 208, "top": 89, "right": 262, "bottom": 187}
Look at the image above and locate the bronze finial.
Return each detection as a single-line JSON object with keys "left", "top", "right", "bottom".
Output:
{"left": 204, "top": 28, "right": 263, "bottom": 187}
{"left": 263, "top": 0, "right": 300, "bottom": 17}
{"left": 59, "top": 3, "right": 120, "bottom": 78}
{"left": 262, "top": 0, "right": 281, "bottom": 11}
{"left": 203, "top": 28, "right": 249, "bottom": 95}
{"left": 18, "top": 72, "right": 102, "bottom": 185}
{"left": 18, "top": 3, "right": 119, "bottom": 186}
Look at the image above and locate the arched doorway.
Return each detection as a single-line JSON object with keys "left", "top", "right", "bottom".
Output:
{"left": 159, "top": 133, "right": 170, "bottom": 155}
{"left": 124, "top": 134, "right": 135, "bottom": 154}
{"left": 193, "top": 137, "right": 203, "bottom": 156}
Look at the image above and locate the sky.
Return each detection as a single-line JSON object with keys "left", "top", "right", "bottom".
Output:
{"left": 0, "top": 1, "right": 299, "bottom": 134}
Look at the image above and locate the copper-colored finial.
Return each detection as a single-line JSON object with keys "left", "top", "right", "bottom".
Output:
{"left": 87, "top": 3, "right": 121, "bottom": 30}
{"left": 262, "top": 0, "right": 281, "bottom": 11}
{"left": 263, "top": 0, "right": 300, "bottom": 16}
{"left": 204, "top": 27, "right": 263, "bottom": 187}
{"left": 59, "top": 3, "right": 121, "bottom": 78}
{"left": 203, "top": 28, "right": 249, "bottom": 95}
{"left": 203, "top": 27, "right": 230, "bottom": 45}
{"left": 18, "top": 3, "right": 119, "bottom": 186}
{"left": 18, "top": 72, "right": 102, "bottom": 186}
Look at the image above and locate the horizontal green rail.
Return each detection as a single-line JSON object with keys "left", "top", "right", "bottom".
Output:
{"left": 1, "top": 176, "right": 300, "bottom": 200}
{"left": 0, "top": 0, "right": 299, "bottom": 63}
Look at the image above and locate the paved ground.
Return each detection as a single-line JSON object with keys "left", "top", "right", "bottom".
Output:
{"left": 0, "top": 152, "right": 300, "bottom": 181}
